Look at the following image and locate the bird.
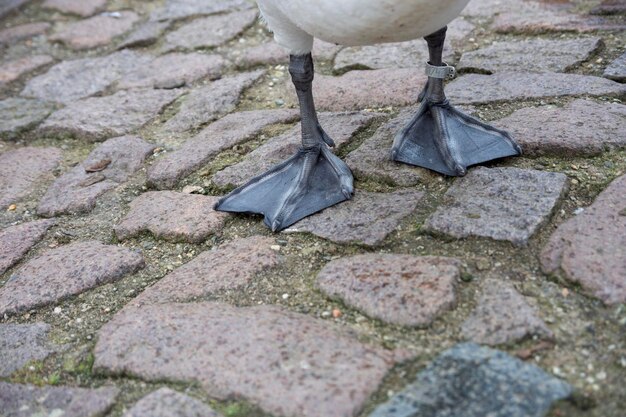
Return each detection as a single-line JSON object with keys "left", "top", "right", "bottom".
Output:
{"left": 215, "top": 0, "right": 522, "bottom": 232}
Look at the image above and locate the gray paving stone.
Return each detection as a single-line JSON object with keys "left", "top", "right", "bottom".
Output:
{"left": 289, "top": 189, "right": 423, "bottom": 246}
{"left": 115, "top": 191, "right": 227, "bottom": 243}
{"left": 591, "top": 0, "right": 626, "bottom": 15}
{"left": 317, "top": 255, "right": 460, "bottom": 327}
{"left": 446, "top": 72, "right": 626, "bottom": 105}
{"left": 0, "top": 323, "right": 63, "bottom": 377}
{"left": 0, "top": 147, "right": 62, "bottom": 209}
{"left": 42, "top": 0, "right": 106, "bottom": 17}
{"left": 212, "top": 111, "right": 378, "bottom": 188}
{"left": 0, "top": 0, "right": 30, "bottom": 19}
{"left": 151, "top": 0, "right": 253, "bottom": 22}
{"left": 0, "top": 22, "right": 50, "bottom": 44}
{"left": 0, "top": 241, "right": 144, "bottom": 315}
{"left": 604, "top": 51, "right": 626, "bottom": 82}
{"left": 370, "top": 343, "right": 572, "bottom": 417}
{"left": 124, "top": 388, "right": 222, "bottom": 417}
{"left": 461, "top": 279, "right": 553, "bottom": 346}
{"left": 95, "top": 302, "right": 398, "bottom": 417}
{"left": 541, "top": 174, "right": 626, "bottom": 305}
{"left": 132, "top": 236, "right": 280, "bottom": 306}
{"left": 458, "top": 38, "right": 602, "bottom": 74}
{"left": 0, "top": 98, "right": 55, "bottom": 138}
{"left": 0, "top": 382, "right": 118, "bottom": 417}
{"left": 49, "top": 11, "right": 139, "bottom": 50}
{"left": 234, "top": 39, "right": 341, "bottom": 68}
{"left": 147, "top": 109, "right": 299, "bottom": 189}
{"left": 0, "top": 219, "right": 55, "bottom": 275}
{"left": 118, "top": 20, "right": 171, "bottom": 49}
{"left": 494, "top": 99, "right": 626, "bottom": 157}
{"left": 39, "top": 88, "right": 184, "bottom": 141}
{"left": 37, "top": 135, "right": 155, "bottom": 217}
{"left": 163, "top": 9, "right": 258, "bottom": 51}
{"left": 424, "top": 167, "right": 568, "bottom": 246}
{"left": 21, "top": 50, "right": 151, "bottom": 104}
{"left": 162, "top": 70, "right": 265, "bottom": 132}
{"left": 0, "top": 55, "right": 53, "bottom": 85}
{"left": 116, "top": 53, "right": 228, "bottom": 90}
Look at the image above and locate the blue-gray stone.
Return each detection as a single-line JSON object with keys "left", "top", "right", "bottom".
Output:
{"left": 370, "top": 343, "right": 572, "bottom": 417}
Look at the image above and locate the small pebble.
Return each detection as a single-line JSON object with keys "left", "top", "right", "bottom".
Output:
{"left": 332, "top": 308, "right": 342, "bottom": 318}
{"left": 270, "top": 245, "right": 281, "bottom": 251}
{"left": 53, "top": 307, "right": 62, "bottom": 314}
{"left": 282, "top": 293, "right": 289, "bottom": 300}
{"left": 7, "top": 204, "right": 16, "bottom": 211}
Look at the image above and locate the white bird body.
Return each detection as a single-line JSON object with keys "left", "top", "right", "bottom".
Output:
{"left": 257, "top": 0, "right": 470, "bottom": 54}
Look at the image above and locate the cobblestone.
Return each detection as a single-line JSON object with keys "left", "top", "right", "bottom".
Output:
{"left": 49, "top": 11, "right": 139, "bottom": 50}
{"left": 424, "top": 167, "right": 568, "bottom": 246}
{"left": 95, "top": 302, "right": 398, "bottom": 417}
{"left": 150, "top": 0, "right": 253, "bottom": 22}
{"left": 0, "top": 323, "right": 63, "bottom": 377}
{"left": 118, "top": 21, "right": 171, "bottom": 49}
{"left": 124, "top": 388, "right": 222, "bottom": 417}
{"left": 0, "top": 219, "right": 55, "bottom": 275}
{"left": 42, "top": 0, "right": 106, "bottom": 17}
{"left": 0, "top": 98, "right": 55, "bottom": 138}
{"left": 0, "top": 22, "right": 50, "bottom": 44}
{"left": 0, "top": 241, "right": 144, "bottom": 315}
{"left": 0, "top": 0, "right": 30, "bottom": 19}
{"left": 604, "top": 51, "right": 626, "bottom": 82}
{"left": 0, "top": 55, "right": 54, "bottom": 86}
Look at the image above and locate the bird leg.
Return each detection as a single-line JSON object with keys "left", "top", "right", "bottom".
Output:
{"left": 214, "top": 53, "right": 353, "bottom": 232}
{"left": 391, "top": 27, "right": 521, "bottom": 176}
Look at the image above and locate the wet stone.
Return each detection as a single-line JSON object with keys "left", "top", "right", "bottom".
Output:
{"left": 116, "top": 53, "right": 228, "bottom": 90}
{"left": 37, "top": 136, "right": 155, "bottom": 217}
{"left": 163, "top": 70, "right": 265, "bottom": 132}
{"left": 317, "top": 255, "right": 460, "bottom": 327}
{"left": 494, "top": 99, "right": 626, "bottom": 157}
{"left": 132, "top": 236, "right": 280, "bottom": 306}
{"left": 604, "top": 51, "right": 626, "bottom": 82}
{"left": 541, "top": 175, "right": 626, "bottom": 305}
{"left": 0, "top": 22, "right": 50, "bottom": 44}
{"left": 212, "top": 111, "right": 378, "bottom": 188}
{"left": 0, "top": 98, "right": 55, "bottom": 138}
{"left": 50, "top": 11, "right": 139, "bottom": 50}
{"left": 42, "top": 0, "right": 106, "bottom": 17}
{"left": 424, "top": 167, "right": 568, "bottom": 246}
{"left": 95, "top": 302, "right": 397, "bottom": 417}
{"left": 119, "top": 21, "right": 171, "bottom": 49}
{"left": 151, "top": 0, "right": 253, "bottom": 22}
{"left": 163, "top": 9, "right": 258, "bottom": 51}
{"left": 370, "top": 343, "right": 572, "bottom": 417}
{"left": 124, "top": 388, "right": 222, "bottom": 417}
{"left": 0, "top": 147, "right": 62, "bottom": 209}
{"left": 0, "top": 55, "right": 54, "bottom": 86}
{"left": 0, "top": 382, "right": 119, "bottom": 417}
{"left": 115, "top": 191, "right": 227, "bottom": 243}
{"left": 0, "top": 219, "right": 55, "bottom": 275}
{"left": 458, "top": 38, "right": 602, "bottom": 74}
{"left": 289, "top": 189, "right": 423, "bottom": 246}
{"left": 147, "top": 109, "right": 299, "bottom": 189}
{"left": 0, "top": 241, "right": 144, "bottom": 315}
{"left": 39, "top": 88, "right": 184, "bottom": 141}
{"left": 21, "top": 50, "right": 151, "bottom": 104}
{"left": 447, "top": 72, "right": 626, "bottom": 105}
{"left": 0, "top": 323, "right": 63, "bottom": 377}
{"left": 461, "top": 279, "right": 553, "bottom": 346}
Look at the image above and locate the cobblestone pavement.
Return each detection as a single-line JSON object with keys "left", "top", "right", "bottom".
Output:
{"left": 0, "top": 0, "right": 625, "bottom": 416}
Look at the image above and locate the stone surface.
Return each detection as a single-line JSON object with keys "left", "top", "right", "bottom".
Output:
{"left": 0, "top": 219, "right": 55, "bottom": 275}
{"left": 124, "top": 388, "right": 222, "bottom": 417}
{"left": 0, "top": 241, "right": 144, "bottom": 315}
{"left": 0, "top": 22, "right": 50, "bottom": 44}
{"left": 541, "top": 175, "right": 626, "bottom": 305}
{"left": 234, "top": 39, "right": 341, "bottom": 68}
{"left": 370, "top": 343, "right": 572, "bottom": 417}
{"left": 151, "top": 0, "right": 253, "bottom": 22}
{"left": 0, "top": 147, "right": 62, "bottom": 209}
{"left": 0, "top": 382, "right": 118, "bottom": 417}
{"left": 212, "top": 111, "right": 378, "bottom": 187}
{"left": 424, "top": 167, "right": 568, "bottom": 246}
{"left": 591, "top": 0, "right": 626, "bottom": 15}
{"left": 115, "top": 191, "right": 227, "bottom": 243}
{"left": 0, "top": 98, "right": 55, "bottom": 138}
{"left": 310, "top": 69, "right": 426, "bottom": 111}
{"left": 37, "top": 136, "right": 155, "bottom": 217}
{"left": 604, "top": 51, "right": 626, "bottom": 82}
{"left": 317, "top": 255, "right": 460, "bottom": 327}
{"left": 119, "top": 20, "right": 171, "bottom": 49}
{"left": 461, "top": 279, "right": 553, "bottom": 346}
{"left": 95, "top": 302, "right": 397, "bottom": 417}
{"left": 148, "top": 109, "right": 299, "bottom": 189}
{"left": 39, "top": 88, "right": 184, "bottom": 141}
{"left": 0, "top": 0, "right": 29, "bottom": 19}
{"left": 132, "top": 236, "right": 280, "bottom": 306}
{"left": 163, "top": 70, "right": 265, "bottom": 132}
{"left": 0, "top": 55, "right": 54, "bottom": 86}
{"left": 494, "top": 99, "right": 626, "bottom": 157}
{"left": 447, "top": 72, "right": 626, "bottom": 104}
{"left": 0, "top": 323, "right": 62, "bottom": 377}
{"left": 42, "top": 0, "right": 106, "bottom": 17}
{"left": 289, "top": 189, "right": 423, "bottom": 246}
{"left": 164, "top": 10, "right": 257, "bottom": 51}
{"left": 116, "top": 53, "right": 228, "bottom": 90}
{"left": 22, "top": 50, "right": 151, "bottom": 104}
{"left": 458, "top": 38, "right": 602, "bottom": 74}
{"left": 50, "top": 11, "right": 139, "bottom": 50}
